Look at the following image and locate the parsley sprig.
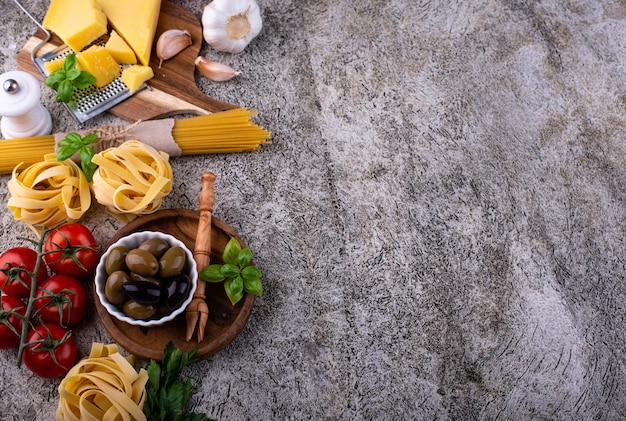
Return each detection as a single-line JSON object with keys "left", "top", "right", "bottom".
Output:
{"left": 199, "top": 238, "right": 263, "bottom": 305}
{"left": 56, "top": 132, "right": 98, "bottom": 182}
{"left": 45, "top": 53, "right": 96, "bottom": 105}
{"left": 144, "top": 342, "right": 215, "bottom": 421}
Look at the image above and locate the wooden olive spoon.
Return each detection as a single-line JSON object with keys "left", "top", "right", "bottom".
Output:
{"left": 186, "top": 172, "right": 216, "bottom": 342}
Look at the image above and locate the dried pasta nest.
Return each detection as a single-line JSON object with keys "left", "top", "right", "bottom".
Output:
{"left": 91, "top": 140, "right": 173, "bottom": 223}
{"left": 56, "top": 343, "right": 148, "bottom": 420}
{"left": 7, "top": 153, "right": 91, "bottom": 233}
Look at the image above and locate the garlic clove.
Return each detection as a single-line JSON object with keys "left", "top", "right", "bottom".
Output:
{"left": 195, "top": 56, "right": 240, "bottom": 82}
{"left": 202, "top": 0, "right": 263, "bottom": 54}
{"left": 156, "top": 29, "right": 193, "bottom": 68}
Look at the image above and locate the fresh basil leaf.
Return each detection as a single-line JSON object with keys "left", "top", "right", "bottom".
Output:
{"left": 56, "top": 147, "right": 74, "bottom": 162}
{"left": 56, "top": 79, "right": 73, "bottom": 103}
{"left": 220, "top": 263, "right": 240, "bottom": 278}
{"left": 83, "top": 133, "right": 98, "bottom": 145}
{"left": 73, "top": 71, "right": 97, "bottom": 89}
{"left": 243, "top": 276, "right": 263, "bottom": 296}
{"left": 224, "top": 276, "right": 244, "bottom": 305}
{"left": 65, "top": 132, "right": 83, "bottom": 144}
{"left": 45, "top": 71, "right": 65, "bottom": 88}
{"left": 222, "top": 238, "right": 241, "bottom": 265}
{"left": 82, "top": 161, "right": 97, "bottom": 182}
{"left": 241, "top": 265, "right": 262, "bottom": 282}
{"left": 79, "top": 146, "right": 94, "bottom": 163}
{"left": 62, "top": 54, "right": 76, "bottom": 71}
{"left": 65, "top": 67, "right": 81, "bottom": 81}
{"left": 199, "top": 264, "right": 225, "bottom": 283}
{"left": 237, "top": 248, "right": 252, "bottom": 267}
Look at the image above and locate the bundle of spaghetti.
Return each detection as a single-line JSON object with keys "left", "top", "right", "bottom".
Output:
{"left": 0, "top": 108, "right": 271, "bottom": 174}
{"left": 0, "top": 135, "right": 55, "bottom": 174}
{"left": 173, "top": 108, "right": 271, "bottom": 154}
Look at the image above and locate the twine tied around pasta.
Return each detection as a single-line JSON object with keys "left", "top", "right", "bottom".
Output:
{"left": 54, "top": 119, "right": 183, "bottom": 161}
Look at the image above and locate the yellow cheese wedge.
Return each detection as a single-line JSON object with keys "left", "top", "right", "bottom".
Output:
{"left": 121, "top": 65, "right": 154, "bottom": 93}
{"left": 43, "top": 58, "right": 64, "bottom": 75}
{"left": 105, "top": 30, "right": 137, "bottom": 65}
{"left": 42, "top": 0, "right": 108, "bottom": 53}
{"left": 76, "top": 46, "right": 121, "bottom": 88}
{"left": 95, "top": 0, "right": 162, "bottom": 66}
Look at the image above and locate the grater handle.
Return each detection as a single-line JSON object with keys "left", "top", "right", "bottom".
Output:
{"left": 11, "top": 0, "right": 52, "bottom": 62}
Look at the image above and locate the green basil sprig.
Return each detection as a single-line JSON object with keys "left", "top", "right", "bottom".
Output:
{"left": 45, "top": 54, "right": 96, "bottom": 105}
{"left": 199, "top": 238, "right": 263, "bottom": 305}
{"left": 56, "top": 132, "right": 98, "bottom": 182}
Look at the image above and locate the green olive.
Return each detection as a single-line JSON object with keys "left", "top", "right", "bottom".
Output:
{"left": 125, "top": 249, "right": 159, "bottom": 276}
{"left": 122, "top": 299, "right": 157, "bottom": 320}
{"left": 158, "top": 246, "right": 187, "bottom": 278}
{"left": 105, "top": 246, "right": 128, "bottom": 275}
{"left": 105, "top": 270, "right": 131, "bottom": 304}
{"left": 130, "top": 272, "right": 161, "bottom": 286}
{"left": 138, "top": 238, "right": 170, "bottom": 259}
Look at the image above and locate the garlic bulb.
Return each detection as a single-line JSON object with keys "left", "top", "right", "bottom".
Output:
{"left": 202, "top": 0, "right": 263, "bottom": 54}
{"left": 156, "top": 29, "right": 192, "bottom": 68}
{"left": 195, "top": 56, "right": 240, "bottom": 82}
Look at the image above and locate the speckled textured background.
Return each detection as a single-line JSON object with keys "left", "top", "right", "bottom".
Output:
{"left": 1, "top": 0, "right": 625, "bottom": 419}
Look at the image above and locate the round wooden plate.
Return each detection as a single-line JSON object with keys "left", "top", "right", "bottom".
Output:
{"left": 93, "top": 208, "right": 255, "bottom": 361}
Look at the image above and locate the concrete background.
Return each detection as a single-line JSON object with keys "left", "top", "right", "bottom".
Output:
{"left": 1, "top": 0, "right": 626, "bottom": 419}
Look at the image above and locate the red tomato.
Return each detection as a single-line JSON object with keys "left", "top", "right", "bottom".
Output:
{"left": 34, "top": 275, "right": 87, "bottom": 326}
{"left": 0, "top": 247, "right": 48, "bottom": 298}
{"left": 0, "top": 295, "right": 27, "bottom": 349}
{"left": 44, "top": 223, "right": 99, "bottom": 278}
{"left": 22, "top": 323, "right": 77, "bottom": 378}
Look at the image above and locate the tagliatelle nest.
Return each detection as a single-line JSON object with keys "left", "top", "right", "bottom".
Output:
{"left": 91, "top": 139, "right": 173, "bottom": 223}
{"left": 56, "top": 343, "right": 148, "bottom": 421}
{"left": 7, "top": 153, "right": 91, "bottom": 233}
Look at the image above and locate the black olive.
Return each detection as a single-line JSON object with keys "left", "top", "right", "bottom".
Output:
{"left": 163, "top": 274, "right": 191, "bottom": 310}
{"left": 123, "top": 281, "right": 161, "bottom": 305}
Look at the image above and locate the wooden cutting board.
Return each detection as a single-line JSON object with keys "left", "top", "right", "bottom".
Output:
{"left": 16, "top": 1, "right": 237, "bottom": 122}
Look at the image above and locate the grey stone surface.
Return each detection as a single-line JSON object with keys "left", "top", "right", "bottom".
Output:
{"left": 1, "top": 0, "right": 625, "bottom": 419}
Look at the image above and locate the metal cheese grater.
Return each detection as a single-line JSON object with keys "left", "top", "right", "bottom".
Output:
{"left": 12, "top": 0, "right": 148, "bottom": 124}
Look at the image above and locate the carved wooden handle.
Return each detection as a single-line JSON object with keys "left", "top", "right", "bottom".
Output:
{"left": 186, "top": 171, "right": 216, "bottom": 342}
{"left": 193, "top": 172, "right": 216, "bottom": 270}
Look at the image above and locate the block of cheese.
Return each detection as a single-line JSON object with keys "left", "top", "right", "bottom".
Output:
{"left": 105, "top": 30, "right": 137, "bottom": 65}
{"left": 43, "top": 58, "right": 65, "bottom": 75}
{"left": 42, "top": 0, "right": 107, "bottom": 52}
{"left": 95, "top": 0, "right": 162, "bottom": 66}
{"left": 121, "top": 65, "right": 154, "bottom": 93}
{"left": 76, "top": 46, "right": 121, "bottom": 88}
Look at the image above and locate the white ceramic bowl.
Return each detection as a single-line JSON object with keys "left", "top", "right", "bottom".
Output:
{"left": 94, "top": 231, "right": 197, "bottom": 327}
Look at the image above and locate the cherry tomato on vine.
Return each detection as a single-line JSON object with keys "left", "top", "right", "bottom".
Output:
{"left": 44, "top": 223, "right": 99, "bottom": 278}
{"left": 22, "top": 323, "right": 77, "bottom": 378}
{"left": 0, "top": 295, "right": 27, "bottom": 349}
{"left": 0, "top": 247, "right": 48, "bottom": 298}
{"left": 34, "top": 275, "right": 87, "bottom": 326}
